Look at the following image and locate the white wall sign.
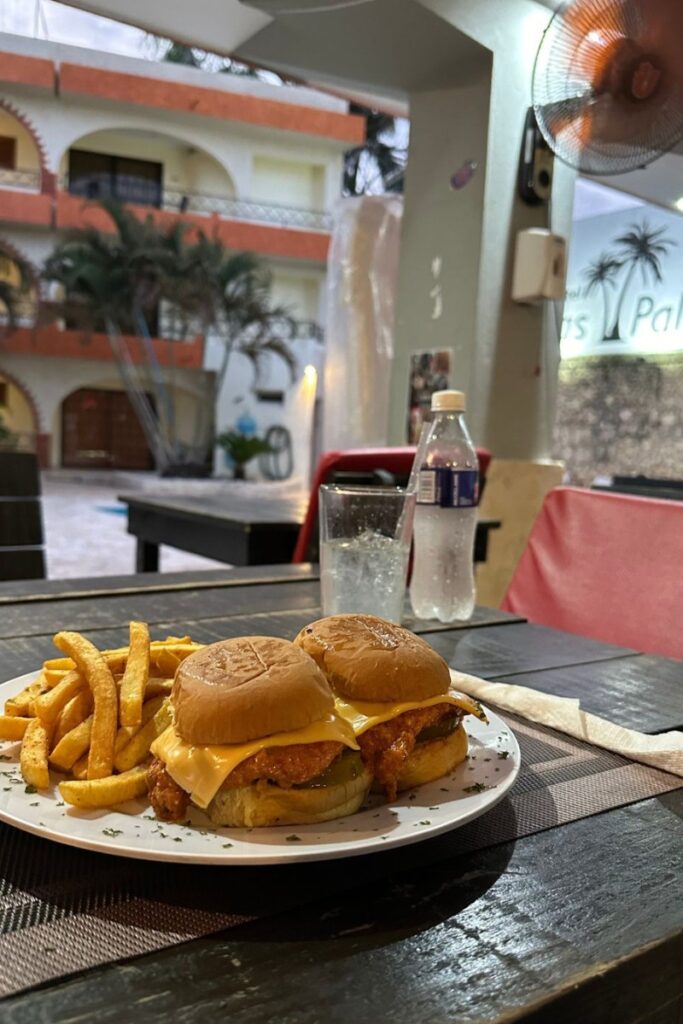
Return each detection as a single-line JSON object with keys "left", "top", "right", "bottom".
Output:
{"left": 562, "top": 198, "right": 683, "bottom": 358}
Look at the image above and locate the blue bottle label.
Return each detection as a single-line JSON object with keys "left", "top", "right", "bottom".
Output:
{"left": 417, "top": 467, "right": 479, "bottom": 508}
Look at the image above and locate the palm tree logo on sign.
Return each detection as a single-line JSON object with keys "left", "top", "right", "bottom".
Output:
{"left": 582, "top": 221, "right": 676, "bottom": 343}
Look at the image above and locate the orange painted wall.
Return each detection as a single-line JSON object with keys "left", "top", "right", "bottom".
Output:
{"left": 0, "top": 190, "right": 52, "bottom": 226}
{"left": 0, "top": 53, "right": 54, "bottom": 90}
{"left": 4, "top": 325, "right": 204, "bottom": 369}
{"left": 59, "top": 63, "right": 365, "bottom": 145}
{"left": 56, "top": 192, "right": 330, "bottom": 262}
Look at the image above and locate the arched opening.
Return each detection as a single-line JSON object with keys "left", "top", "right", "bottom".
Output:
{"left": 0, "top": 101, "right": 46, "bottom": 193}
{"left": 60, "top": 385, "right": 155, "bottom": 470}
{"left": 0, "top": 239, "right": 39, "bottom": 329}
{"left": 0, "top": 369, "right": 40, "bottom": 445}
{"left": 59, "top": 128, "right": 236, "bottom": 214}
{"left": 57, "top": 378, "right": 208, "bottom": 471}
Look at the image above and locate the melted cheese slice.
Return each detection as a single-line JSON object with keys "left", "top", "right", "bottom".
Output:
{"left": 335, "top": 689, "right": 488, "bottom": 736}
{"left": 151, "top": 713, "right": 359, "bottom": 809}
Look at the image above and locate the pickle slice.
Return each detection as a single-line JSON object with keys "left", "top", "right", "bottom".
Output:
{"left": 415, "top": 715, "right": 460, "bottom": 744}
{"left": 295, "top": 750, "right": 365, "bottom": 789}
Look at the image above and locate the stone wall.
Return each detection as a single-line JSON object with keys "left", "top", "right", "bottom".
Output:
{"left": 554, "top": 354, "right": 683, "bottom": 485}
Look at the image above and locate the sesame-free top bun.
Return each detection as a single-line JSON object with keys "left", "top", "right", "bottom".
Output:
{"left": 172, "top": 636, "right": 333, "bottom": 745}
{"left": 294, "top": 614, "right": 451, "bottom": 703}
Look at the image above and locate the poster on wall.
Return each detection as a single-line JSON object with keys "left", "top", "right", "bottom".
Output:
{"left": 563, "top": 195, "right": 683, "bottom": 358}
{"left": 407, "top": 348, "right": 453, "bottom": 443}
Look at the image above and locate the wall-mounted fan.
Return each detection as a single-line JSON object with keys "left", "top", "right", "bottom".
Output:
{"left": 532, "top": 0, "right": 683, "bottom": 175}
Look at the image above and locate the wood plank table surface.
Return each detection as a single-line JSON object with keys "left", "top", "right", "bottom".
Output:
{"left": 0, "top": 565, "right": 681, "bottom": 1024}
{"left": 118, "top": 492, "right": 501, "bottom": 571}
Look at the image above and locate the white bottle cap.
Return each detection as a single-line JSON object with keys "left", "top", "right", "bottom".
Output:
{"left": 431, "top": 389, "right": 465, "bottom": 412}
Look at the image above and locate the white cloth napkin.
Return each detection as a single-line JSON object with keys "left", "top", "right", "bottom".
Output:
{"left": 451, "top": 670, "right": 683, "bottom": 779}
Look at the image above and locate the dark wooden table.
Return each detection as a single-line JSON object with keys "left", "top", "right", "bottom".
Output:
{"left": 0, "top": 565, "right": 681, "bottom": 1024}
{"left": 118, "top": 492, "right": 501, "bottom": 572}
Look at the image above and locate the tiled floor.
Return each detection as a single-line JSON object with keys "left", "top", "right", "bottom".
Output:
{"left": 41, "top": 478, "right": 226, "bottom": 579}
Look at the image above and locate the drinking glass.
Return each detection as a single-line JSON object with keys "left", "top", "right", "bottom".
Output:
{"left": 318, "top": 485, "right": 416, "bottom": 623}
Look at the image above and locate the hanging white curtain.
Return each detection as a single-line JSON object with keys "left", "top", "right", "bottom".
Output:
{"left": 322, "top": 195, "right": 403, "bottom": 451}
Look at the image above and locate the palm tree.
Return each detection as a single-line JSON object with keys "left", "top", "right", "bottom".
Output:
{"left": 184, "top": 235, "right": 296, "bottom": 395}
{"left": 604, "top": 222, "right": 675, "bottom": 342}
{"left": 343, "top": 105, "right": 406, "bottom": 195}
{"left": 42, "top": 199, "right": 296, "bottom": 475}
{"left": 582, "top": 252, "right": 622, "bottom": 341}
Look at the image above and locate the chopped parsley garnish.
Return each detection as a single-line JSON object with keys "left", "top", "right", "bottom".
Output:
{"left": 497, "top": 750, "right": 510, "bottom": 760}
{"left": 222, "top": 843, "right": 234, "bottom": 849}
{"left": 418, "top": 820, "right": 431, "bottom": 826}
{"left": 102, "top": 827, "right": 123, "bottom": 838}
{"left": 463, "top": 782, "right": 488, "bottom": 794}
{"left": 29, "top": 802, "right": 39, "bottom": 807}
{"left": 172, "top": 837, "right": 182, "bottom": 843}
{"left": 24, "top": 784, "right": 37, "bottom": 794}
{"left": 286, "top": 834, "right": 301, "bottom": 842}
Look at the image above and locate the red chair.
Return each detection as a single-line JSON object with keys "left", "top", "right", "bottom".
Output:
{"left": 502, "top": 486, "right": 683, "bottom": 660}
{"left": 292, "top": 446, "right": 491, "bottom": 564}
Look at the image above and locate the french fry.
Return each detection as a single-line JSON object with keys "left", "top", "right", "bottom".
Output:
{"left": 49, "top": 717, "right": 93, "bottom": 771}
{"left": 114, "top": 699, "right": 172, "bottom": 772}
{"left": 0, "top": 716, "right": 32, "bottom": 741}
{"left": 53, "top": 690, "right": 93, "bottom": 746}
{"left": 119, "top": 621, "right": 150, "bottom": 728}
{"left": 53, "top": 632, "right": 117, "bottom": 780}
{"left": 34, "top": 671, "right": 83, "bottom": 725}
{"left": 5, "top": 678, "right": 47, "bottom": 718}
{"left": 42, "top": 658, "right": 75, "bottom": 687}
{"left": 20, "top": 718, "right": 52, "bottom": 790}
{"left": 155, "top": 649, "right": 180, "bottom": 677}
{"left": 144, "top": 678, "right": 173, "bottom": 699}
{"left": 101, "top": 639, "right": 200, "bottom": 674}
{"left": 115, "top": 695, "right": 166, "bottom": 755}
{"left": 59, "top": 765, "right": 148, "bottom": 808}
{"left": 150, "top": 642, "right": 201, "bottom": 668}
{"left": 58, "top": 693, "right": 167, "bottom": 774}
{"left": 71, "top": 754, "right": 88, "bottom": 780}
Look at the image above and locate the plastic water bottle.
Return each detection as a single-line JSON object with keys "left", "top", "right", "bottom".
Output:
{"left": 409, "top": 390, "right": 479, "bottom": 622}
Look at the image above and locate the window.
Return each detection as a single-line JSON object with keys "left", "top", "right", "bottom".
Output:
{"left": 68, "top": 149, "right": 163, "bottom": 207}
{"left": 0, "top": 137, "right": 17, "bottom": 170}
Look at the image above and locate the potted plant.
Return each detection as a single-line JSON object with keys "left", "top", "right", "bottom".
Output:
{"left": 216, "top": 430, "right": 272, "bottom": 481}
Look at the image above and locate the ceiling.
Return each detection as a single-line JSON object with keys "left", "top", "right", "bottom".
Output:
{"left": 59, "top": 0, "right": 683, "bottom": 215}
{"left": 61, "top": 0, "right": 273, "bottom": 51}
{"left": 61, "top": 0, "right": 488, "bottom": 109}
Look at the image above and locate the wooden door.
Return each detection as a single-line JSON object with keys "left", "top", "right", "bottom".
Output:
{"left": 61, "top": 389, "right": 154, "bottom": 470}
{"left": 110, "top": 390, "right": 154, "bottom": 470}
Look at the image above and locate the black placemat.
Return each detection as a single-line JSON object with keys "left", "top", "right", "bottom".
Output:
{"left": 0, "top": 713, "right": 680, "bottom": 999}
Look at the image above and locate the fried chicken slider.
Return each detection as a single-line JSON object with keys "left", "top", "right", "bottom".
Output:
{"left": 294, "top": 614, "right": 487, "bottom": 801}
{"left": 148, "top": 636, "right": 371, "bottom": 826}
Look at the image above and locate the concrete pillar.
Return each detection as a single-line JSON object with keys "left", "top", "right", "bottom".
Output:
{"left": 389, "top": 0, "right": 575, "bottom": 459}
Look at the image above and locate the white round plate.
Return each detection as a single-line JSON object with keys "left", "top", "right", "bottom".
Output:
{"left": 0, "top": 671, "right": 519, "bottom": 864}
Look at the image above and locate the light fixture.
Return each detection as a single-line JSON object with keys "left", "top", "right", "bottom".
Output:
{"left": 675, "top": 197, "right": 683, "bottom": 213}
{"left": 303, "top": 364, "right": 318, "bottom": 385}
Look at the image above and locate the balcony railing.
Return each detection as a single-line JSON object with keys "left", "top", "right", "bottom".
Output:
{"left": 162, "top": 188, "right": 332, "bottom": 231}
{"left": 60, "top": 174, "right": 332, "bottom": 232}
{"left": 0, "top": 430, "right": 37, "bottom": 454}
{"left": 0, "top": 167, "right": 41, "bottom": 191}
